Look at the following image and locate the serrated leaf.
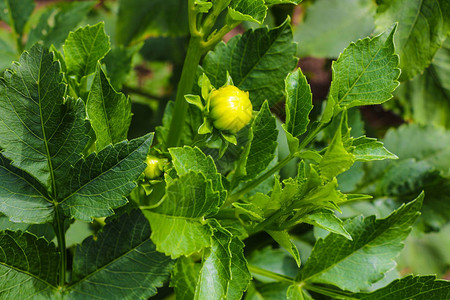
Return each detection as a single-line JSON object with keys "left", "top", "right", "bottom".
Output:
{"left": 0, "top": 230, "right": 59, "bottom": 299}
{"left": 329, "top": 26, "right": 400, "bottom": 109}
{"left": 228, "top": 237, "right": 252, "bottom": 300}
{"left": 267, "top": 230, "right": 301, "bottom": 266}
{"left": 200, "top": 20, "right": 297, "bottom": 107}
{"left": 238, "top": 101, "right": 278, "bottom": 181}
{"left": 87, "top": 63, "right": 132, "bottom": 151}
{"left": 64, "top": 23, "right": 111, "bottom": 81}
{"left": 228, "top": 0, "right": 268, "bottom": 24}
{"left": 26, "top": 1, "right": 96, "bottom": 48}
{"left": 375, "top": 0, "right": 449, "bottom": 81}
{"left": 297, "top": 193, "right": 423, "bottom": 292}
{"left": 0, "top": 154, "right": 53, "bottom": 224}
{"left": 67, "top": 209, "right": 173, "bottom": 299}
{"left": 303, "top": 209, "right": 352, "bottom": 240}
{"left": 0, "top": 0, "right": 35, "bottom": 36}
{"left": 0, "top": 44, "right": 88, "bottom": 194}
{"left": 352, "top": 136, "right": 397, "bottom": 161}
{"left": 294, "top": 0, "right": 376, "bottom": 58}
{"left": 171, "top": 257, "right": 201, "bottom": 300}
{"left": 354, "top": 275, "right": 450, "bottom": 299}
{"left": 59, "top": 133, "right": 153, "bottom": 221}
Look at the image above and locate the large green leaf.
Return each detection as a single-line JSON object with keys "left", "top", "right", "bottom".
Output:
{"left": 116, "top": 0, "right": 188, "bottom": 46}
{"left": 0, "top": 154, "right": 53, "bottom": 224}
{"left": 297, "top": 194, "right": 423, "bottom": 292}
{"left": 58, "top": 133, "right": 153, "bottom": 221}
{"left": 329, "top": 26, "right": 400, "bottom": 109}
{"left": 294, "top": 0, "right": 376, "bottom": 58}
{"left": 0, "top": 44, "right": 88, "bottom": 194}
{"left": 0, "top": 0, "right": 34, "bottom": 36}
{"left": 64, "top": 23, "right": 111, "bottom": 81}
{"left": 0, "top": 230, "right": 59, "bottom": 299}
{"left": 67, "top": 209, "right": 173, "bottom": 299}
{"left": 200, "top": 20, "right": 297, "bottom": 107}
{"left": 375, "top": 0, "right": 450, "bottom": 81}
{"left": 87, "top": 63, "right": 132, "bottom": 151}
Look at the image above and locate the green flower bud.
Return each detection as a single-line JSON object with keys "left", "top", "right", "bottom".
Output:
{"left": 144, "top": 156, "right": 163, "bottom": 180}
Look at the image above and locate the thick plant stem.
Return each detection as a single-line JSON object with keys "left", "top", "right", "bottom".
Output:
{"left": 166, "top": 36, "right": 203, "bottom": 147}
{"left": 54, "top": 206, "right": 67, "bottom": 286}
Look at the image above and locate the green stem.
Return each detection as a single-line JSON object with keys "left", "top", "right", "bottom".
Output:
{"left": 248, "top": 265, "right": 294, "bottom": 284}
{"left": 54, "top": 206, "right": 67, "bottom": 286}
{"left": 303, "top": 284, "right": 357, "bottom": 300}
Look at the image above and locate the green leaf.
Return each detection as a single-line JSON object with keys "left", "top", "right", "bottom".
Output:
{"left": 200, "top": 20, "right": 297, "bottom": 107}
{"left": 237, "top": 101, "right": 278, "bottom": 181}
{"left": 116, "top": 0, "right": 188, "bottom": 46}
{"left": 228, "top": 0, "right": 268, "bottom": 24}
{"left": 282, "top": 68, "right": 312, "bottom": 153}
{"left": 354, "top": 275, "right": 450, "bottom": 299}
{"left": 266, "top": 230, "right": 301, "bottom": 266}
{"left": 0, "top": 230, "right": 59, "bottom": 298}
{"left": 302, "top": 209, "right": 352, "bottom": 240}
{"left": 297, "top": 194, "right": 423, "bottom": 292}
{"left": 294, "top": 0, "right": 376, "bottom": 58}
{"left": 329, "top": 25, "right": 400, "bottom": 109}
{"left": 103, "top": 44, "right": 142, "bottom": 90}
{"left": 228, "top": 237, "right": 252, "bottom": 300}
{"left": 145, "top": 171, "right": 223, "bottom": 258}
{"left": 0, "top": 154, "right": 53, "bottom": 224}
{"left": 0, "top": 44, "right": 88, "bottom": 194}
{"left": 0, "top": 0, "right": 35, "bottom": 36}
{"left": 375, "top": 0, "right": 450, "bottom": 81}
{"left": 265, "top": 0, "right": 302, "bottom": 4}
{"left": 171, "top": 257, "right": 201, "bottom": 300}
{"left": 87, "top": 63, "right": 132, "bottom": 151}
{"left": 67, "top": 209, "right": 173, "bottom": 299}
{"left": 64, "top": 23, "right": 111, "bottom": 81}
{"left": 59, "top": 133, "right": 153, "bottom": 221}
{"left": 352, "top": 136, "right": 398, "bottom": 161}
{"left": 26, "top": 1, "right": 96, "bottom": 48}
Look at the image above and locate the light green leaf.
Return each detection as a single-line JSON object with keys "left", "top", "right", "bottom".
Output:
{"left": 64, "top": 23, "right": 111, "bottom": 81}
{"left": 0, "top": 155, "right": 53, "bottom": 224}
{"left": 0, "top": 44, "right": 88, "bottom": 194}
{"left": 67, "top": 210, "right": 173, "bottom": 299}
{"left": 171, "top": 257, "right": 201, "bottom": 300}
{"left": 294, "top": 0, "right": 376, "bottom": 58}
{"left": 59, "top": 133, "right": 153, "bottom": 221}
{"left": 87, "top": 63, "right": 132, "bottom": 151}
{"left": 228, "top": 0, "right": 267, "bottom": 24}
{"left": 200, "top": 20, "right": 297, "bottom": 107}
{"left": 297, "top": 194, "right": 423, "bottom": 292}
{"left": 287, "top": 285, "right": 313, "bottom": 300}
{"left": 375, "top": 0, "right": 449, "bottom": 81}
{"left": 116, "top": 0, "right": 188, "bottom": 46}
{"left": 352, "top": 136, "right": 398, "bottom": 161}
{"left": 0, "top": 0, "right": 34, "bottom": 36}
{"left": 228, "top": 237, "right": 252, "bottom": 300}
{"left": 302, "top": 209, "right": 352, "bottom": 240}
{"left": 0, "top": 230, "right": 59, "bottom": 299}
{"left": 329, "top": 26, "right": 400, "bottom": 109}
{"left": 267, "top": 230, "right": 301, "bottom": 266}
{"left": 237, "top": 101, "right": 278, "bottom": 181}
{"left": 26, "top": 1, "right": 96, "bottom": 48}
{"left": 354, "top": 275, "right": 450, "bottom": 299}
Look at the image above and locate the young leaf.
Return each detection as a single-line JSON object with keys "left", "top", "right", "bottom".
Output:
{"left": 302, "top": 209, "right": 352, "bottom": 240}
{"left": 329, "top": 25, "right": 400, "bottom": 109}
{"left": 352, "top": 136, "right": 397, "bottom": 161}
{"left": 67, "top": 210, "right": 173, "bottom": 299}
{"left": 0, "top": 154, "right": 53, "bottom": 224}
{"left": 0, "top": 230, "right": 59, "bottom": 299}
{"left": 87, "top": 63, "right": 132, "bottom": 151}
{"left": 200, "top": 20, "right": 297, "bottom": 107}
{"left": 375, "top": 0, "right": 449, "bottom": 81}
{"left": 267, "top": 230, "right": 301, "bottom": 267}
{"left": 58, "top": 133, "right": 153, "bottom": 221}
{"left": 64, "top": 22, "right": 111, "bottom": 81}
{"left": 171, "top": 257, "right": 201, "bottom": 300}
{"left": 0, "top": 0, "right": 35, "bottom": 36}
{"left": 228, "top": 0, "right": 268, "bottom": 24}
{"left": 0, "top": 44, "right": 89, "bottom": 194}
{"left": 297, "top": 193, "right": 423, "bottom": 292}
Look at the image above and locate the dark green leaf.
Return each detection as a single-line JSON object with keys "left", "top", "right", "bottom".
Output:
{"left": 0, "top": 0, "right": 35, "bottom": 36}
{"left": 68, "top": 209, "right": 173, "bottom": 299}
{"left": 329, "top": 25, "right": 400, "bottom": 109}
{"left": 298, "top": 194, "right": 423, "bottom": 292}
{"left": 64, "top": 23, "right": 111, "bottom": 81}
{"left": 59, "top": 133, "right": 153, "bottom": 221}
{"left": 200, "top": 20, "right": 297, "bottom": 107}
{"left": 0, "top": 44, "right": 88, "bottom": 194}
{"left": 171, "top": 257, "right": 201, "bottom": 300}
{"left": 228, "top": 0, "right": 268, "bottom": 24}
{"left": 87, "top": 63, "right": 132, "bottom": 151}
